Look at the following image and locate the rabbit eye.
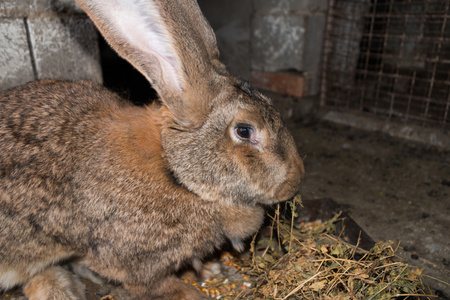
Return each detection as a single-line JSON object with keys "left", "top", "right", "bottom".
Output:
{"left": 234, "top": 124, "right": 258, "bottom": 145}
{"left": 236, "top": 126, "right": 252, "bottom": 139}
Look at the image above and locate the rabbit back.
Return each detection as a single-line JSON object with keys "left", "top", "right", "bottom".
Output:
{"left": 0, "top": 80, "right": 123, "bottom": 290}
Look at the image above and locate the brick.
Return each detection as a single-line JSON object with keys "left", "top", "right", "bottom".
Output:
{"left": 0, "top": 18, "right": 34, "bottom": 91}
{"left": 28, "top": 15, "right": 102, "bottom": 83}
{"left": 250, "top": 70, "right": 308, "bottom": 98}
{"left": 251, "top": 14, "right": 305, "bottom": 72}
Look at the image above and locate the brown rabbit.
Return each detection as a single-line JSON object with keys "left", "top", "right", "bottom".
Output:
{"left": 0, "top": 0, "right": 304, "bottom": 299}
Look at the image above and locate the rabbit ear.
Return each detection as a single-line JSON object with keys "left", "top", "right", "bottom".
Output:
{"left": 76, "top": 0, "right": 226, "bottom": 127}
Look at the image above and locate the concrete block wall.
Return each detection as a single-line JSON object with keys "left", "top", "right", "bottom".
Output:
{"left": 251, "top": 0, "right": 328, "bottom": 97}
{"left": 1, "top": 0, "right": 328, "bottom": 105}
{"left": 0, "top": 0, "right": 102, "bottom": 91}
{"left": 198, "top": 0, "right": 328, "bottom": 100}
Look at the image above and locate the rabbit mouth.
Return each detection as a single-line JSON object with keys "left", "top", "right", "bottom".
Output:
{"left": 274, "top": 181, "right": 301, "bottom": 203}
{"left": 272, "top": 158, "right": 305, "bottom": 203}
{"left": 252, "top": 177, "right": 301, "bottom": 205}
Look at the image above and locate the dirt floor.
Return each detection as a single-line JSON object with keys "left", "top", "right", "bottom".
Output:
{"left": 290, "top": 119, "right": 450, "bottom": 297}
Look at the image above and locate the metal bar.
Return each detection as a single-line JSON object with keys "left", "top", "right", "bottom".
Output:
{"left": 423, "top": 1, "right": 448, "bottom": 126}
{"left": 374, "top": 0, "right": 394, "bottom": 115}
{"left": 320, "top": 0, "right": 336, "bottom": 107}
{"left": 444, "top": 90, "right": 450, "bottom": 130}
{"left": 407, "top": 72, "right": 416, "bottom": 123}
{"left": 322, "top": 67, "right": 450, "bottom": 87}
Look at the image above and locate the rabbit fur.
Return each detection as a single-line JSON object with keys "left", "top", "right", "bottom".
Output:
{"left": 0, "top": 0, "right": 304, "bottom": 299}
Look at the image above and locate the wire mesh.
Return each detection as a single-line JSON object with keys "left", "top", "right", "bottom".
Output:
{"left": 321, "top": 0, "right": 450, "bottom": 130}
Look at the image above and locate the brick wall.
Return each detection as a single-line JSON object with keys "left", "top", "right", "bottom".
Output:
{"left": 0, "top": 0, "right": 102, "bottom": 91}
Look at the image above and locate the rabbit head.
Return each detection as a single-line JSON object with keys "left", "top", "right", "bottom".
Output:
{"left": 76, "top": 0, "right": 305, "bottom": 207}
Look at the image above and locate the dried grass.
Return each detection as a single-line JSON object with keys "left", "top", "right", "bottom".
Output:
{"left": 193, "top": 196, "right": 445, "bottom": 300}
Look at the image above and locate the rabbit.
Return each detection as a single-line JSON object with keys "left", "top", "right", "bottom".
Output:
{"left": 0, "top": 0, "right": 305, "bottom": 299}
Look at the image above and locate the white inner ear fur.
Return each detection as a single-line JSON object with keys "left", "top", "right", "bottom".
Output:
{"left": 95, "top": 0, "right": 184, "bottom": 92}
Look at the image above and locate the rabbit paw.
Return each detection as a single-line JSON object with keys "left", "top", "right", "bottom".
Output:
{"left": 231, "top": 238, "right": 245, "bottom": 252}
{"left": 126, "top": 276, "right": 206, "bottom": 300}
{"left": 67, "top": 261, "right": 105, "bottom": 285}
{"left": 23, "top": 266, "right": 86, "bottom": 300}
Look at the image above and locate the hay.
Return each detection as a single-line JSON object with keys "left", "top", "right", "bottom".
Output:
{"left": 192, "top": 196, "right": 442, "bottom": 299}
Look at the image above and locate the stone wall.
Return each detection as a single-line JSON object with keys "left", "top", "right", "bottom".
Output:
{"left": 0, "top": 0, "right": 102, "bottom": 91}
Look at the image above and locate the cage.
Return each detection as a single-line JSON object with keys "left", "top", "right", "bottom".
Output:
{"left": 321, "top": 0, "right": 450, "bottom": 130}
